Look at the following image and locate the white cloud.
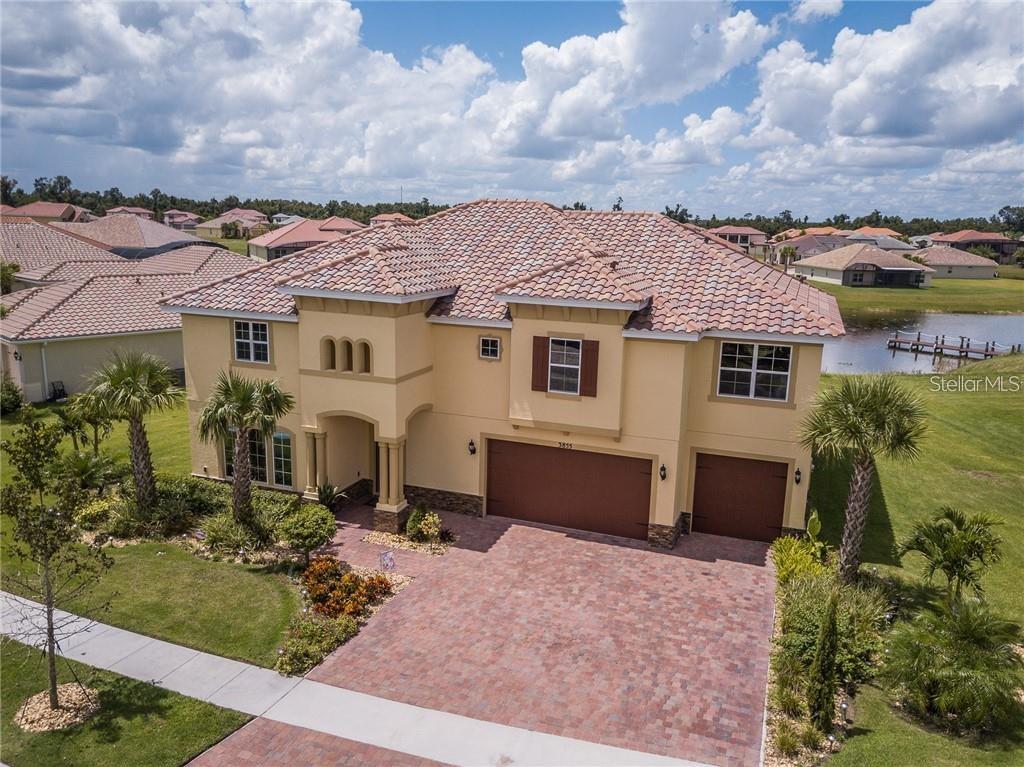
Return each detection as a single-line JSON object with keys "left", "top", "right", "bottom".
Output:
{"left": 791, "top": 0, "right": 843, "bottom": 24}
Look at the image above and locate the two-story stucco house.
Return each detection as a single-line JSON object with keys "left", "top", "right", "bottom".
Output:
{"left": 161, "top": 200, "right": 844, "bottom": 547}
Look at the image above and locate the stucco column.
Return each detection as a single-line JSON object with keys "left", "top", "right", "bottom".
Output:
{"left": 305, "top": 433, "right": 317, "bottom": 493}
{"left": 377, "top": 442, "right": 389, "bottom": 498}
{"left": 398, "top": 441, "right": 406, "bottom": 504}
{"left": 314, "top": 432, "right": 327, "bottom": 487}
{"left": 387, "top": 444, "right": 399, "bottom": 505}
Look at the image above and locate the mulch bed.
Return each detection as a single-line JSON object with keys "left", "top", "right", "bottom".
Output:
{"left": 14, "top": 683, "right": 100, "bottom": 732}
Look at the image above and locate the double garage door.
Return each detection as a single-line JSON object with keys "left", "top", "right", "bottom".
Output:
{"left": 486, "top": 440, "right": 652, "bottom": 540}
{"left": 692, "top": 453, "right": 787, "bottom": 542}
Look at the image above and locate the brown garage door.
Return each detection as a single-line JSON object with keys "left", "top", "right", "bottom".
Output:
{"left": 486, "top": 440, "right": 652, "bottom": 540}
{"left": 692, "top": 453, "right": 787, "bottom": 542}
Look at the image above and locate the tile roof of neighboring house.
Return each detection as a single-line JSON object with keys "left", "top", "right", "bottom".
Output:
{"left": 854, "top": 226, "right": 903, "bottom": 237}
{"left": 164, "top": 209, "right": 201, "bottom": 221}
{"left": 247, "top": 218, "right": 354, "bottom": 249}
{"left": 15, "top": 245, "right": 253, "bottom": 284}
{"left": 369, "top": 212, "right": 414, "bottom": 224}
{"left": 794, "top": 244, "right": 934, "bottom": 272}
{"left": 931, "top": 229, "right": 1015, "bottom": 244}
{"left": 706, "top": 225, "right": 766, "bottom": 236}
{"left": 107, "top": 206, "right": 153, "bottom": 216}
{"left": 199, "top": 210, "right": 268, "bottom": 230}
{"left": 1, "top": 274, "right": 202, "bottom": 342}
{"left": 319, "top": 216, "right": 365, "bottom": 232}
{"left": 916, "top": 245, "right": 1000, "bottom": 267}
{"left": 222, "top": 208, "right": 267, "bottom": 220}
{"left": 53, "top": 215, "right": 210, "bottom": 255}
{"left": 0, "top": 218, "right": 120, "bottom": 271}
{"left": 775, "top": 234, "right": 850, "bottom": 257}
{"left": 844, "top": 232, "right": 916, "bottom": 251}
{"left": 774, "top": 226, "right": 840, "bottom": 241}
{"left": 7, "top": 201, "right": 91, "bottom": 221}
{"left": 162, "top": 199, "right": 845, "bottom": 338}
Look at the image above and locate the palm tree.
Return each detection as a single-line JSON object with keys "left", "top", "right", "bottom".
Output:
{"left": 800, "top": 376, "right": 927, "bottom": 582}
{"left": 197, "top": 371, "right": 294, "bottom": 528}
{"left": 67, "top": 391, "right": 114, "bottom": 456}
{"left": 898, "top": 507, "right": 1002, "bottom": 602}
{"left": 54, "top": 405, "right": 87, "bottom": 452}
{"left": 86, "top": 351, "right": 182, "bottom": 512}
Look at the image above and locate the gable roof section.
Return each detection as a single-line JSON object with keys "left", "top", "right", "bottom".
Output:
{"left": 917, "top": 245, "right": 999, "bottom": 266}
{"left": 706, "top": 225, "right": 766, "bottom": 236}
{"left": 162, "top": 199, "right": 845, "bottom": 338}
{"left": 495, "top": 251, "right": 652, "bottom": 309}
{"left": 845, "top": 232, "right": 916, "bottom": 250}
{"left": 53, "top": 215, "right": 207, "bottom": 252}
{"left": 247, "top": 218, "right": 353, "bottom": 249}
{"left": 854, "top": 226, "right": 903, "bottom": 237}
{"left": 0, "top": 218, "right": 120, "bottom": 270}
{"left": 794, "top": 243, "right": 934, "bottom": 271}
{"left": 932, "top": 229, "right": 1014, "bottom": 244}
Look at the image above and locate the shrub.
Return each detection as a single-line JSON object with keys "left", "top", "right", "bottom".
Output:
{"left": 773, "top": 719, "right": 801, "bottom": 757}
{"left": 302, "top": 557, "right": 345, "bottom": 602}
{"left": 799, "top": 724, "right": 822, "bottom": 750}
{"left": 75, "top": 497, "right": 120, "bottom": 531}
{"left": 253, "top": 488, "right": 300, "bottom": 535}
{"left": 771, "top": 535, "right": 826, "bottom": 587}
{"left": 771, "top": 646, "right": 804, "bottom": 693}
{"left": 439, "top": 527, "right": 455, "bottom": 544}
{"left": 278, "top": 504, "right": 336, "bottom": 566}
{"left": 770, "top": 684, "right": 804, "bottom": 718}
{"left": 203, "top": 512, "right": 262, "bottom": 558}
{"left": 103, "top": 499, "right": 146, "bottom": 539}
{"left": 60, "top": 452, "right": 126, "bottom": 495}
{"left": 0, "top": 370, "right": 23, "bottom": 415}
{"left": 317, "top": 483, "right": 339, "bottom": 509}
{"left": 776, "top": 568, "right": 888, "bottom": 692}
{"left": 405, "top": 503, "right": 427, "bottom": 540}
{"left": 301, "top": 557, "right": 392, "bottom": 620}
{"left": 155, "top": 473, "right": 229, "bottom": 518}
{"left": 806, "top": 590, "right": 840, "bottom": 733}
{"left": 880, "top": 598, "right": 1024, "bottom": 735}
{"left": 274, "top": 613, "right": 358, "bottom": 676}
{"left": 417, "top": 511, "right": 442, "bottom": 543}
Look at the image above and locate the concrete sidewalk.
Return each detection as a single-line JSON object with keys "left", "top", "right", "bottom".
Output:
{"left": 1, "top": 592, "right": 707, "bottom": 767}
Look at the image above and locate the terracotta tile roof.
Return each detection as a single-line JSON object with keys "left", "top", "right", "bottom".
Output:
{"left": 774, "top": 226, "right": 840, "bottom": 241}
{"left": 53, "top": 215, "right": 206, "bottom": 251}
{"left": 496, "top": 251, "right": 652, "bottom": 307}
{"left": 7, "top": 201, "right": 83, "bottom": 221}
{"left": 931, "top": 229, "right": 1015, "bottom": 244}
{"left": 320, "top": 216, "right": 366, "bottom": 232}
{"left": 706, "top": 225, "right": 766, "bottom": 236}
{"left": 1, "top": 274, "right": 201, "bottom": 341}
{"left": 163, "top": 199, "right": 845, "bottom": 338}
{"left": 853, "top": 226, "right": 903, "bottom": 237}
{"left": 248, "top": 218, "right": 350, "bottom": 249}
{"left": 794, "top": 243, "right": 935, "bottom": 272}
{"left": 164, "top": 209, "right": 200, "bottom": 220}
{"left": 0, "top": 218, "right": 120, "bottom": 270}
{"left": 16, "top": 245, "right": 254, "bottom": 284}
{"left": 370, "top": 212, "right": 415, "bottom": 225}
{"left": 107, "top": 206, "right": 153, "bottom": 216}
{"left": 916, "top": 245, "right": 1000, "bottom": 267}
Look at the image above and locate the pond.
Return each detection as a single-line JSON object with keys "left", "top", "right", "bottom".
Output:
{"left": 822, "top": 312, "right": 1024, "bottom": 374}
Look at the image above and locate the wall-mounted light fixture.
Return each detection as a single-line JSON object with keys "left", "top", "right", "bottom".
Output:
{"left": 659, "top": 464, "right": 667, "bottom": 480}
{"left": 468, "top": 439, "right": 477, "bottom": 455}
{"left": 12, "top": 351, "right": 22, "bottom": 362}
{"left": 794, "top": 468, "right": 802, "bottom": 485}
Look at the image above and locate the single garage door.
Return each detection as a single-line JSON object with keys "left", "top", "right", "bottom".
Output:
{"left": 486, "top": 440, "right": 652, "bottom": 540}
{"left": 692, "top": 453, "right": 787, "bottom": 542}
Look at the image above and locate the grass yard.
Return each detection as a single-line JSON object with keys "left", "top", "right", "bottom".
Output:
{"left": 1, "top": 400, "right": 301, "bottom": 667}
{"left": 816, "top": 277, "right": 1024, "bottom": 317}
{"left": 205, "top": 237, "right": 251, "bottom": 256}
{"left": 998, "top": 264, "right": 1024, "bottom": 280}
{"left": 0, "top": 640, "right": 247, "bottom": 767}
{"left": 811, "top": 354, "right": 1024, "bottom": 764}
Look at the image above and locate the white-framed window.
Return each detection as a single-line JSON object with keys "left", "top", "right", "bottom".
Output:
{"left": 717, "top": 342, "right": 791, "bottom": 402}
{"left": 548, "top": 338, "right": 581, "bottom": 395}
{"left": 272, "top": 432, "right": 293, "bottom": 487}
{"left": 479, "top": 337, "right": 501, "bottom": 360}
{"left": 234, "top": 320, "right": 269, "bottom": 363}
{"left": 851, "top": 272, "right": 864, "bottom": 284}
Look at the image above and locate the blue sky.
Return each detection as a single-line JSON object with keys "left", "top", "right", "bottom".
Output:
{"left": 1, "top": 1, "right": 1020, "bottom": 217}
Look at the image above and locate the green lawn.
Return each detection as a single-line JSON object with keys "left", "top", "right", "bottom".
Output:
{"left": 997, "top": 264, "right": 1024, "bottom": 280}
{"left": 1, "top": 640, "right": 247, "bottom": 767}
{"left": 1, "top": 401, "right": 301, "bottom": 667}
{"left": 811, "top": 354, "right": 1024, "bottom": 763}
{"left": 816, "top": 277, "right": 1024, "bottom": 317}
{"left": 205, "top": 237, "right": 250, "bottom": 256}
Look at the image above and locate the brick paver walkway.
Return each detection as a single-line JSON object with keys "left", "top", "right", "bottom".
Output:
{"left": 311, "top": 507, "right": 775, "bottom": 767}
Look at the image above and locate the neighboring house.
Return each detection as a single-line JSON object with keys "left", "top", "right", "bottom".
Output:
{"left": 161, "top": 199, "right": 844, "bottom": 548}
{"left": 853, "top": 225, "right": 903, "bottom": 238}
{"left": 793, "top": 244, "right": 934, "bottom": 287}
{"left": 1, "top": 217, "right": 121, "bottom": 288}
{"left": 7, "top": 201, "right": 94, "bottom": 222}
{"left": 247, "top": 217, "right": 364, "bottom": 261}
{"left": 771, "top": 234, "right": 849, "bottom": 263}
{"left": 773, "top": 226, "right": 840, "bottom": 242}
{"left": 916, "top": 245, "right": 999, "bottom": 279}
{"left": 1, "top": 245, "right": 253, "bottom": 402}
{"left": 910, "top": 234, "right": 935, "bottom": 248}
{"left": 369, "top": 212, "right": 414, "bottom": 226}
{"left": 271, "top": 213, "right": 303, "bottom": 226}
{"left": 705, "top": 225, "right": 768, "bottom": 255}
{"left": 844, "top": 232, "right": 917, "bottom": 252}
{"left": 53, "top": 214, "right": 220, "bottom": 258}
{"left": 930, "top": 230, "right": 1019, "bottom": 264}
{"left": 164, "top": 209, "right": 202, "bottom": 231}
{"left": 107, "top": 205, "right": 154, "bottom": 219}
{"left": 195, "top": 208, "right": 269, "bottom": 239}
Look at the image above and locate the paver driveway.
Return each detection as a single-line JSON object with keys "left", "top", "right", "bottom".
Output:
{"left": 308, "top": 507, "right": 775, "bottom": 767}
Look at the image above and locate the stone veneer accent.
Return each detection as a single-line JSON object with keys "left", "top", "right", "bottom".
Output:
{"left": 780, "top": 526, "right": 805, "bottom": 538}
{"left": 373, "top": 506, "right": 409, "bottom": 534}
{"left": 340, "top": 478, "right": 374, "bottom": 506}
{"left": 647, "top": 512, "right": 689, "bottom": 549}
{"left": 404, "top": 485, "right": 484, "bottom": 517}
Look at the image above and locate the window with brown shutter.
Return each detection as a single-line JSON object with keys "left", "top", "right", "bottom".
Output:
{"left": 580, "top": 339, "right": 599, "bottom": 397}
{"left": 531, "top": 336, "right": 549, "bottom": 391}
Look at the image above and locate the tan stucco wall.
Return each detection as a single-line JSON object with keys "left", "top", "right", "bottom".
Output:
{"left": 12, "top": 331, "right": 183, "bottom": 403}
{"left": 929, "top": 264, "right": 996, "bottom": 279}
{"left": 796, "top": 266, "right": 844, "bottom": 284}
{"left": 181, "top": 302, "right": 824, "bottom": 534}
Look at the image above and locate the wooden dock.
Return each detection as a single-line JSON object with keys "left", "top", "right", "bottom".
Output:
{"left": 886, "top": 330, "right": 1021, "bottom": 360}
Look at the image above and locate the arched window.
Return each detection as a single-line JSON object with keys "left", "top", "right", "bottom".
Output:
{"left": 320, "top": 338, "right": 336, "bottom": 370}
{"left": 340, "top": 339, "right": 354, "bottom": 372}
{"left": 357, "top": 341, "right": 372, "bottom": 374}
